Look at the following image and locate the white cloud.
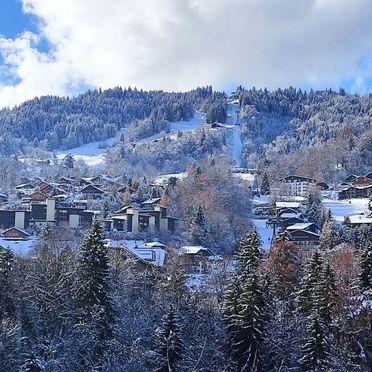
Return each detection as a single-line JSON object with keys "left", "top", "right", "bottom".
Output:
{"left": 0, "top": 0, "right": 372, "bottom": 107}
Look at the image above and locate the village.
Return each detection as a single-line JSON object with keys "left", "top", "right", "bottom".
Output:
{"left": 0, "top": 166, "right": 371, "bottom": 288}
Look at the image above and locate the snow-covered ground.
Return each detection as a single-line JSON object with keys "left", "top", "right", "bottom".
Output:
{"left": 0, "top": 238, "right": 38, "bottom": 256}
{"left": 135, "top": 111, "right": 207, "bottom": 145}
{"left": 253, "top": 218, "right": 273, "bottom": 251}
{"left": 57, "top": 137, "right": 116, "bottom": 167}
{"left": 225, "top": 102, "right": 243, "bottom": 167}
{"left": 322, "top": 198, "right": 370, "bottom": 222}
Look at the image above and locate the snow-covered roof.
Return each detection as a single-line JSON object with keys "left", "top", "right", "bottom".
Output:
{"left": 286, "top": 222, "right": 313, "bottom": 231}
{"left": 141, "top": 198, "right": 161, "bottom": 205}
{"left": 180, "top": 246, "right": 212, "bottom": 255}
{"left": 276, "top": 202, "right": 301, "bottom": 209}
{"left": 105, "top": 239, "right": 166, "bottom": 266}
{"left": 349, "top": 215, "right": 372, "bottom": 224}
{"left": 141, "top": 241, "right": 166, "bottom": 248}
{"left": 280, "top": 213, "right": 302, "bottom": 219}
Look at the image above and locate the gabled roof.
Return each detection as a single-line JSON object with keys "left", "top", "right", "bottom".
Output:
{"left": 179, "top": 246, "right": 213, "bottom": 255}
{"left": 279, "top": 175, "right": 317, "bottom": 183}
{"left": 2, "top": 227, "right": 31, "bottom": 237}
{"left": 275, "top": 201, "right": 301, "bottom": 209}
{"left": 81, "top": 184, "right": 104, "bottom": 193}
{"left": 286, "top": 222, "right": 316, "bottom": 231}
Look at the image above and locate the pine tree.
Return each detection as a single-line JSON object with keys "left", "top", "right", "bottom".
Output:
{"left": 153, "top": 307, "right": 184, "bottom": 372}
{"left": 315, "top": 263, "right": 336, "bottom": 324}
{"left": 188, "top": 205, "right": 208, "bottom": 246}
{"left": 235, "top": 228, "right": 262, "bottom": 273}
{"left": 359, "top": 242, "right": 372, "bottom": 292}
{"left": 320, "top": 216, "right": 338, "bottom": 250}
{"left": 75, "top": 220, "right": 113, "bottom": 363}
{"left": 299, "top": 314, "right": 331, "bottom": 371}
{"left": 231, "top": 272, "right": 264, "bottom": 371}
{"left": 260, "top": 172, "right": 270, "bottom": 195}
{"left": 296, "top": 251, "right": 324, "bottom": 315}
{"left": 0, "top": 247, "right": 15, "bottom": 319}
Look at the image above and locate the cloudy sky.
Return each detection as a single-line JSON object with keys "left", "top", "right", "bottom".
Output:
{"left": 0, "top": 0, "right": 372, "bottom": 107}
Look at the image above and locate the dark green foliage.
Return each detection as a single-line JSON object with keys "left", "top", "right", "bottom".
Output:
{"left": 206, "top": 93, "right": 227, "bottom": 124}
{"left": 188, "top": 205, "right": 208, "bottom": 246}
{"left": 153, "top": 308, "right": 184, "bottom": 372}
{"left": 260, "top": 172, "right": 270, "bottom": 195}
{"left": 236, "top": 228, "right": 262, "bottom": 272}
{"left": 299, "top": 315, "right": 331, "bottom": 371}
{"left": 62, "top": 153, "right": 74, "bottom": 169}
{"left": 296, "top": 251, "right": 324, "bottom": 316}
{"left": 359, "top": 242, "right": 372, "bottom": 292}
{"left": 0, "top": 247, "right": 15, "bottom": 319}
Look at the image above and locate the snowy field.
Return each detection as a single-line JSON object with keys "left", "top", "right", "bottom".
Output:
{"left": 0, "top": 238, "right": 37, "bottom": 255}
{"left": 322, "top": 198, "right": 370, "bottom": 222}
{"left": 135, "top": 111, "right": 207, "bottom": 145}
{"left": 253, "top": 218, "right": 273, "bottom": 251}
{"left": 57, "top": 137, "right": 116, "bottom": 167}
{"left": 225, "top": 102, "right": 243, "bottom": 167}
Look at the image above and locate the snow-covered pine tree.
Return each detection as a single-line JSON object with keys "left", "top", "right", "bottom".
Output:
{"left": 188, "top": 205, "right": 208, "bottom": 246}
{"left": 153, "top": 307, "right": 184, "bottom": 372}
{"left": 260, "top": 172, "right": 270, "bottom": 195}
{"left": 299, "top": 314, "right": 331, "bottom": 371}
{"left": 0, "top": 247, "right": 15, "bottom": 319}
{"left": 75, "top": 220, "right": 113, "bottom": 364}
{"left": 320, "top": 214, "right": 338, "bottom": 250}
{"left": 359, "top": 242, "right": 372, "bottom": 292}
{"left": 231, "top": 272, "right": 264, "bottom": 372}
{"left": 76, "top": 220, "right": 112, "bottom": 313}
{"left": 235, "top": 228, "right": 262, "bottom": 273}
{"left": 315, "top": 263, "right": 337, "bottom": 325}
{"left": 222, "top": 272, "right": 242, "bottom": 336}
{"left": 296, "top": 250, "right": 324, "bottom": 316}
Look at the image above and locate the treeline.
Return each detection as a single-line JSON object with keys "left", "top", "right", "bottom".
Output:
{"left": 0, "top": 86, "right": 214, "bottom": 153}
{"left": 237, "top": 86, "right": 372, "bottom": 182}
{"left": 1, "top": 223, "right": 371, "bottom": 371}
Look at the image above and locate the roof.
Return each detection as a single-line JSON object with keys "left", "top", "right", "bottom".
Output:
{"left": 349, "top": 215, "right": 372, "bottom": 224}
{"left": 286, "top": 222, "right": 313, "bottom": 231}
{"left": 280, "top": 213, "right": 302, "bottom": 219}
{"left": 179, "top": 246, "right": 213, "bottom": 255}
{"left": 280, "top": 175, "right": 317, "bottom": 183}
{"left": 275, "top": 202, "right": 301, "bottom": 209}
{"left": 141, "top": 241, "right": 166, "bottom": 248}
{"left": 141, "top": 198, "right": 161, "bottom": 205}
{"left": 2, "top": 227, "right": 31, "bottom": 236}
{"left": 105, "top": 239, "right": 166, "bottom": 267}
{"left": 81, "top": 184, "right": 104, "bottom": 193}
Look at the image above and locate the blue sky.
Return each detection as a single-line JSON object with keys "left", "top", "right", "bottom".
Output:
{"left": 0, "top": 0, "right": 372, "bottom": 107}
{"left": 0, "top": 0, "right": 35, "bottom": 38}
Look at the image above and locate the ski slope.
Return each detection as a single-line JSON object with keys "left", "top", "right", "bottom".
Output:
{"left": 57, "top": 137, "right": 116, "bottom": 167}
{"left": 135, "top": 111, "right": 207, "bottom": 145}
{"left": 225, "top": 101, "right": 243, "bottom": 167}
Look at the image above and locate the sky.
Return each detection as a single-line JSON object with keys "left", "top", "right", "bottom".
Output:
{"left": 0, "top": 0, "right": 372, "bottom": 108}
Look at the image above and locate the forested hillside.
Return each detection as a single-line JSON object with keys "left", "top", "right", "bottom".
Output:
{"left": 0, "top": 86, "right": 216, "bottom": 153}
{"left": 237, "top": 87, "right": 372, "bottom": 182}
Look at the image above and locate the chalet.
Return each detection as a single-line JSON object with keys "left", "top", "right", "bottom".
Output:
{"left": 316, "top": 181, "right": 329, "bottom": 190}
{"left": 351, "top": 176, "right": 372, "bottom": 187}
{"left": 339, "top": 185, "right": 372, "bottom": 200}
{"left": 343, "top": 174, "right": 357, "bottom": 183}
{"left": 179, "top": 246, "right": 213, "bottom": 274}
{"left": 107, "top": 239, "right": 167, "bottom": 267}
{"left": 1, "top": 227, "right": 30, "bottom": 240}
{"left": 278, "top": 213, "right": 306, "bottom": 229}
{"left": 285, "top": 229, "right": 320, "bottom": 252}
{"left": 30, "top": 191, "right": 48, "bottom": 202}
{"left": 58, "top": 176, "right": 75, "bottom": 185}
{"left": 278, "top": 175, "right": 318, "bottom": 197}
{"left": 15, "top": 182, "right": 35, "bottom": 191}
{"left": 80, "top": 184, "right": 104, "bottom": 199}
{"left": 286, "top": 222, "right": 320, "bottom": 234}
